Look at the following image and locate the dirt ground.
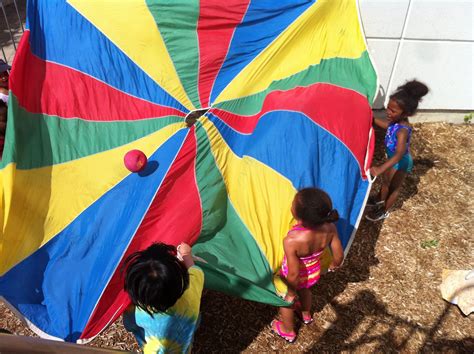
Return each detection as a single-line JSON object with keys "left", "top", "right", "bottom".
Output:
{"left": 1, "top": 122, "right": 473, "bottom": 353}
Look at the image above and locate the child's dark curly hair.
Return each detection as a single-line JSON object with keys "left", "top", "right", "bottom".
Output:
{"left": 390, "top": 80, "right": 429, "bottom": 117}
{"left": 293, "top": 188, "right": 339, "bottom": 229}
{"left": 123, "top": 243, "right": 189, "bottom": 316}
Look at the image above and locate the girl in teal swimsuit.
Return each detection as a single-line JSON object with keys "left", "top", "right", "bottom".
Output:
{"left": 366, "top": 80, "right": 429, "bottom": 221}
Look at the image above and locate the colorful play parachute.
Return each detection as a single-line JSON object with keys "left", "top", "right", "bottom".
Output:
{"left": 0, "top": 0, "right": 377, "bottom": 343}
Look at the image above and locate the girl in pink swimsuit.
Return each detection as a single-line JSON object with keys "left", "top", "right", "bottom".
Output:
{"left": 272, "top": 188, "right": 344, "bottom": 343}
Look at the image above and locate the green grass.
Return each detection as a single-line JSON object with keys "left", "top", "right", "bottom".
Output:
{"left": 420, "top": 239, "right": 439, "bottom": 249}
{"left": 464, "top": 113, "right": 473, "bottom": 124}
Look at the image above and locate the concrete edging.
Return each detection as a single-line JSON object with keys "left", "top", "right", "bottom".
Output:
{"left": 373, "top": 110, "right": 473, "bottom": 124}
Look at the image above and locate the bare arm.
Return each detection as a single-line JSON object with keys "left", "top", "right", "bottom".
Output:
{"left": 283, "top": 237, "right": 300, "bottom": 301}
{"left": 373, "top": 116, "right": 389, "bottom": 129}
{"left": 370, "top": 128, "right": 408, "bottom": 176}
{"left": 0, "top": 106, "right": 6, "bottom": 135}
{"left": 329, "top": 230, "right": 344, "bottom": 270}
{"left": 177, "top": 243, "right": 195, "bottom": 269}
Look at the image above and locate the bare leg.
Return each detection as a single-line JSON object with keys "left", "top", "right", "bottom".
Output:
{"left": 379, "top": 168, "right": 396, "bottom": 202}
{"left": 278, "top": 306, "right": 296, "bottom": 334}
{"left": 298, "top": 288, "right": 312, "bottom": 318}
{"left": 384, "top": 170, "right": 407, "bottom": 211}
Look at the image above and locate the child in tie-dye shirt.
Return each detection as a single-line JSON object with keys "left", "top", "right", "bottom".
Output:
{"left": 123, "top": 242, "right": 204, "bottom": 354}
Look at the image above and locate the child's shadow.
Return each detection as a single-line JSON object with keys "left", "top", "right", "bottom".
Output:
{"left": 193, "top": 253, "right": 278, "bottom": 353}
{"left": 313, "top": 217, "right": 383, "bottom": 314}
{"left": 193, "top": 289, "right": 277, "bottom": 353}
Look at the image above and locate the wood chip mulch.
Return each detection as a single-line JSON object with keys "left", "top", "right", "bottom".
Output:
{"left": 1, "top": 122, "right": 473, "bottom": 353}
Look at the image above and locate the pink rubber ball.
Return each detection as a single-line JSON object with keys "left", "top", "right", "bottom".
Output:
{"left": 124, "top": 150, "right": 147, "bottom": 172}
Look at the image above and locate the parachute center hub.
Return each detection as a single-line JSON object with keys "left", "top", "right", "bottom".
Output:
{"left": 185, "top": 108, "right": 209, "bottom": 127}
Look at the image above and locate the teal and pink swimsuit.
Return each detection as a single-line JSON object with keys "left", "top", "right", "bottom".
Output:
{"left": 280, "top": 224, "right": 323, "bottom": 289}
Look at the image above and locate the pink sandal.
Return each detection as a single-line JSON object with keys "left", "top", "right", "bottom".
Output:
{"left": 271, "top": 320, "right": 296, "bottom": 343}
{"left": 297, "top": 311, "right": 313, "bottom": 325}
{"left": 293, "top": 300, "right": 313, "bottom": 324}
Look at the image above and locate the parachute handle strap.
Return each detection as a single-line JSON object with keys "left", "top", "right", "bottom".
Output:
{"left": 367, "top": 171, "right": 377, "bottom": 184}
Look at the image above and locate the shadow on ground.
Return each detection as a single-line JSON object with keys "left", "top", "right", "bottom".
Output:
{"left": 310, "top": 291, "right": 473, "bottom": 352}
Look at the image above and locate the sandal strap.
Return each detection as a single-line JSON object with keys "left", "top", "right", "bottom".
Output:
{"left": 296, "top": 310, "right": 313, "bottom": 324}
{"left": 272, "top": 320, "right": 296, "bottom": 341}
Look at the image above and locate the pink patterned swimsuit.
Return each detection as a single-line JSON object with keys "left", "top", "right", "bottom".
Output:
{"left": 280, "top": 224, "right": 324, "bottom": 289}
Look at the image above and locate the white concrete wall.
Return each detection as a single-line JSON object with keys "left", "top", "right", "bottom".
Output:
{"left": 359, "top": 0, "right": 474, "bottom": 110}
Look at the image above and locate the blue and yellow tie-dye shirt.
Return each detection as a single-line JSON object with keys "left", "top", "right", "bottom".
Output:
{"left": 123, "top": 266, "right": 205, "bottom": 354}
